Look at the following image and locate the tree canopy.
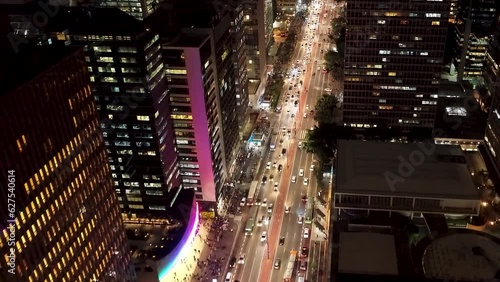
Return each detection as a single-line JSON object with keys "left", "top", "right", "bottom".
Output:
{"left": 314, "top": 94, "right": 338, "bottom": 125}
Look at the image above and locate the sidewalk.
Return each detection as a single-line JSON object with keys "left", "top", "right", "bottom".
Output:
{"left": 161, "top": 217, "right": 239, "bottom": 282}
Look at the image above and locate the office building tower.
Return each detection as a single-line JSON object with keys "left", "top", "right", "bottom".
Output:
{"left": 94, "top": 0, "right": 160, "bottom": 20}
{"left": 484, "top": 14, "right": 500, "bottom": 174}
{"left": 5, "top": 6, "right": 182, "bottom": 221}
{"left": 243, "top": 0, "right": 269, "bottom": 95}
{"left": 231, "top": 1, "right": 250, "bottom": 121}
{"left": 0, "top": 46, "right": 133, "bottom": 281}
{"left": 343, "top": 0, "right": 451, "bottom": 129}
{"left": 451, "top": 0, "right": 498, "bottom": 82}
{"left": 147, "top": 0, "right": 243, "bottom": 212}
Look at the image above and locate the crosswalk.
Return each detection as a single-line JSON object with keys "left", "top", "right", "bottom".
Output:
{"left": 297, "top": 129, "right": 309, "bottom": 140}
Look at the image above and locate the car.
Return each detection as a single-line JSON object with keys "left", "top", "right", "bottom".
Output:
{"left": 301, "top": 195, "right": 307, "bottom": 202}
{"left": 300, "top": 261, "right": 308, "bottom": 271}
{"left": 299, "top": 169, "right": 304, "bottom": 176}
{"left": 291, "top": 176, "right": 297, "bottom": 183}
{"left": 256, "top": 198, "right": 262, "bottom": 206}
{"left": 238, "top": 254, "right": 245, "bottom": 264}
{"left": 267, "top": 204, "right": 273, "bottom": 213}
{"left": 301, "top": 247, "right": 309, "bottom": 257}
{"left": 274, "top": 259, "right": 281, "bottom": 270}
{"left": 278, "top": 164, "right": 283, "bottom": 172}
{"left": 261, "top": 231, "right": 267, "bottom": 242}
{"left": 294, "top": 100, "right": 299, "bottom": 107}
{"left": 274, "top": 182, "right": 279, "bottom": 191}
{"left": 309, "top": 110, "right": 314, "bottom": 115}
{"left": 281, "top": 148, "right": 287, "bottom": 157}
{"left": 279, "top": 139, "right": 284, "bottom": 145}
{"left": 270, "top": 174, "right": 274, "bottom": 181}
{"left": 298, "top": 141, "right": 303, "bottom": 148}
{"left": 285, "top": 206, "right": 290, "bottom": 213}
{"left": 229, "top": 257, "right": 237, "bottom": 268}
{"left": 303, "top": 178, "right": 309, "bottom": 185}
{"left": 304, "top": 228, "right": 310, "bottom": 238}
{"left": 266, "top": 161, "right": 271, "bottom": 169}
{"left": 272, "top": 161, "right": 277, "bottom": 168}
{"left": 262, "top": 198, "right": 267, "bottom": 207}
{"left": 303, "top": 113, "right": 307, "bottom": 118}
{"left": 325, "top": 88, "right": 332, "bottom": 92}
{"left": 265, "top": 216, "right": 271, "bottom": 225}
{"left": 279, "top": 237, "right": 285, "bottom": 245}
{"left": 225, "top": 272, "right": 232, "bottom": 282}
{"left": 291, "top": 114, "right": 295, "bottom": 118}
{"left": 298, "top": 217, "right": 303, "bottom": 224}
{"left": 306, "top": 104, "right": 309, "bottom": 109}
{"left": 310, "top": 164, "right": 315, "bottom": 171}
{"left": 257, "top": 216, "right": 264, "bottom": 227}
{"left": 262, "top": 176, "right": 267, "bottom": 184}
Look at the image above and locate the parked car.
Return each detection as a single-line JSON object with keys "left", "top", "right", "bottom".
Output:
{"left": 279, "top": 237, "right": 285, "bottom": 245}
{"left": 229, "top": 257, "right": 237, "bottom": 268}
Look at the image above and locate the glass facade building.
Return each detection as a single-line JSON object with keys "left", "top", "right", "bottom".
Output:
{"left": 0, "top": 47, "right": 133, "bottom": 282}
{"left": 452, "top": 0, "right": 497, "bottom": 82}
{"left": 343, "top": 0, "right": 451, "bottom": 129}
{"left": 7, "top": 7, "right": 182, "bottom": 222}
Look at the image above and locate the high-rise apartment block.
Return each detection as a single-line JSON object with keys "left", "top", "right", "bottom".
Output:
{"left": 343, "top": 0, "right": 451, "bottom": 129}
{"left": 452, "top": 0, "right": 498, "bottom": 82}
{"left": 7, "top": 6, "right": 182, "bottom": 221}
{"left": 0, "top": 46, "right": 133, "bottom": 281}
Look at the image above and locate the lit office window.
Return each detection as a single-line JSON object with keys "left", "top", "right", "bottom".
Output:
{"left": 137, "top": 116, "right": 150, "bottom": 121}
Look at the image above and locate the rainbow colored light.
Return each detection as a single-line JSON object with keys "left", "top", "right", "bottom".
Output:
{"left": 158, "top": 201, "right": 199, "bottom": 281}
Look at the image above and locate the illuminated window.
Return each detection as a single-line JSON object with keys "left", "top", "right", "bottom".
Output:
{"left": 426, "top": 13, "right": 441, "bottom": 18}
{"left": 248, "top": 60, "right": 253, "bottom": 64}
{"left": 93, "top": 46, "right": 111, "bottom": 52}
{"left": 118, "top": 47, "right": 137, "bottom": 53}
{"left": 431, "top": 21, "right": 440, "bottom": 26}
{"left": 377, "top": 20, "right": 386, "bottom": 24}
{"left": 165, "top": 69, "right": 187, "bottom": 75}
{"left": 379, "top": 105, "right": 394, "bottom": 110}
{"left": 420, "top": 52, "right": 429, "bottom": 56}
{"left": 137, "top": 116, "right": 150, "bottom": 121}
{"left": 171, "top": 114, "right": 193, "bottom": 120}
{"left": 150, "top": 206, "right": 166, "bottom": 210}
{"left": 388, "top": 72, "right": 397, "bottom": 76}
{"left": 414, "top": 36, "right": 423, "bottom": 41}
{"left": 97, "top": 57, "right": 113, "bottom": 63}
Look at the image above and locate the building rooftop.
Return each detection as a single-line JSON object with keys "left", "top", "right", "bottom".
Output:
{"left": 162, "top": 33, "right": 209, "bottom": 48}
{"left": 422, "top": 231, "right": 500, "bottom": 281}
{"left": 48, "top": 7, "right": 146, "bottom": 35}
{"left": 0, "top": 45, "right": 82, "bottom": 94}
{"left": 336, "top": 140, "right": 478, "bottom": 199}
{"left": 338, "top": 232, "right": 398, "bottom": 276}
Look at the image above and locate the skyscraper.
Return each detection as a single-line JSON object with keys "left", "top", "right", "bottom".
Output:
{"left": 147, "top": 0, "right": 243, "bottom": 213}
{"left": 243, "top": 0, "right": 269, "bottom": 95}
{"left": 343, "top": 0, "right": 451, "bottom": 130}
{"left": 484, "top": 14, "right": 500, "bottom": 173}
{"left": 4, "top": 6, "right": 182, "bottom": 222}
{"left": 0, "top": 46, "right": 133, "bottom": 281}
{"left": 94, "top": 0, "right": 160, "bottom": 20}
{"left": 452, "top": 0, "right": 498, "bottom": 82}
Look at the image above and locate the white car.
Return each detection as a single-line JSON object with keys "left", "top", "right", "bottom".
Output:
{"left": 266, "top": 162, "right": 271, "bottom": 169}
{"left": 299, "top": 169, "right": 304, "bottom": 177}
{"left": 303, "top": 113, "right": 307, "bottom": 118}
{"left": 324, "top": 88, "right": 332, "bottom": 92}
{"left": 292, "top": 176, "right": 297, "bottom": 183}
{"left": 261, "top": 231, "right": 267, "bottom": 242}
{"left": 238, "top": 254, "right": 245, "bottom": 264}
{"left": 304, "top": 228, "right": 310, "bottom": 238}
{"left": 310, "top": 164, "right": 315, "bottom": 171}
{"left": 303, "top": 178, "right": 309, "bottom": 185}
{"left": 285, "top": 206, "right": 290, "bottom": 213}
{"left": 240, "top": 197, "right": 246, "bottom": 207}
{"left": 262, "top": 198, "right": 267, "bottom": 207}
{"left": 267, "top": 204, "right": 273, "bottom": 213}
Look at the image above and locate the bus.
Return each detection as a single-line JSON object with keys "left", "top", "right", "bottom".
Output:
{"left": 283, "top": 250, "right": 297, "bottom": 282}
{"left": 247, "top": 181, "right": 259, "bottom": 206}
{"left": 304, "top": 197, "right": 314, "bottom": 224}
{"left": 245, "top": 205, "right": 259, "bottom": 235}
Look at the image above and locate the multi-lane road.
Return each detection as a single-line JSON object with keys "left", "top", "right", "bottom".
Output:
{"left": 226, "top": 1, "right": 340, "bottom": 281}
